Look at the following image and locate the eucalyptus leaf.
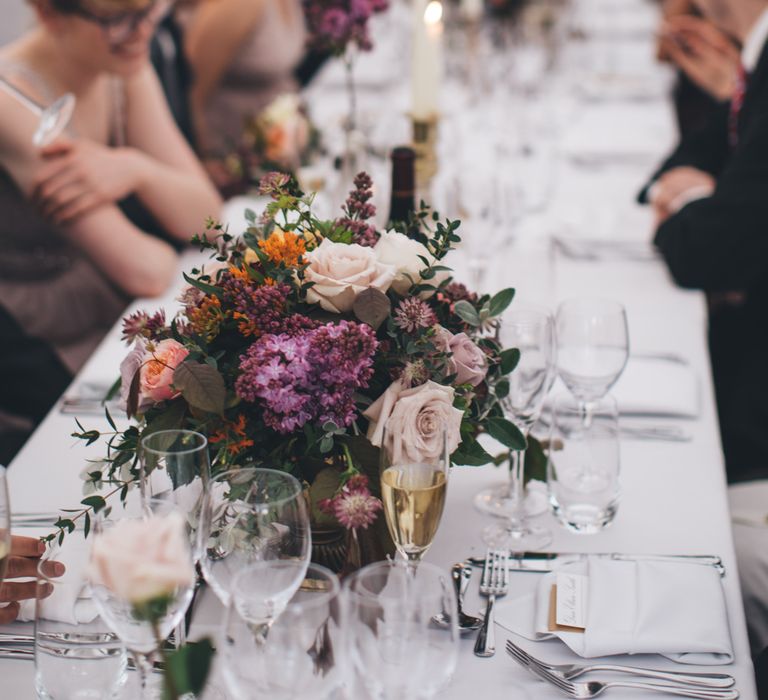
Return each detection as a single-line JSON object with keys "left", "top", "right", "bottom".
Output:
{"left": 173, "top": 363, "right": 226, "bottom": 415}
{"left": 352, "top": 288, "right": 391, "bottom": 330}
{"left": 488, "top": 288, "right": 515, "bottom": 317}
{"left": 453, "top": 300, "right": 481, "bottom": 327}
{"left": 500, "top": 348, "right": 521, "bottom": 375}
{"left": 486, "top": 417, "right": 527, "bottom": 451}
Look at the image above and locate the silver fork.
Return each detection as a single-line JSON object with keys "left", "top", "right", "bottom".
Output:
{"left": 506, "top": 642, "right": 739, "bottom": 699}
{"left": 473, "top": 549, "right": 508, "bottom": 657}
{"left": 506, "top": 639, "right": 734, "bottom": 688}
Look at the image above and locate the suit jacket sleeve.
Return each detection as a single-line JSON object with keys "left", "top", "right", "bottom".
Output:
{"left": 653, "top": 110, "right": 768, "bottom": 291}
{"left": 637, "top": 102, "right": 731, "bottom": 203}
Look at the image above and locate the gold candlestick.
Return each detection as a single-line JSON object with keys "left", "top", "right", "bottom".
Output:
{"left": 411, "top": 113, "right": 440, "bottom": 192}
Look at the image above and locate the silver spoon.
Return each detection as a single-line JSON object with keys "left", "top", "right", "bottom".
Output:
{"left": 433, "top": 562, "right": 482, "bottom": 633}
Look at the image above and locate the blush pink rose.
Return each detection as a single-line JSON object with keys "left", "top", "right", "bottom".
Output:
{"left": 449, "top": 333, "right": 488, "bottom": 387}
{"left": 139, "top": 339, "right": 189, "bottom": 402}
{"left": 364, "top": 380, "right": 464, "bottom": 464}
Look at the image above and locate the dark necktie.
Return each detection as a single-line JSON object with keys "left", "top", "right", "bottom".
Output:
{"left": 729, "top": 64, "right": 748, "bottom": 149}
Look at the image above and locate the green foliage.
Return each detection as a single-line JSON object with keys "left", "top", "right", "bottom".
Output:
{"left": 162, "top": 639, "right": 215, "bottom": 700}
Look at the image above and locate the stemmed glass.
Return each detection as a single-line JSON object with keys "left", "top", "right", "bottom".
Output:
{"left": 89, "top": 500, "right": 195, "bottom": 700}
{"left": 379, "top": 424, "right": 449, "bottom": 567}
{"left": 140, "top": 429, "right": 210, "bottom": 650}
{"left": 475, "top": 306, "right": 556, "bottom": 550}
{"left": 0, "top": 466, "right": 10, "bottom": 583}
{"left": 556, "top": 298, "right": 629, "bottom": 425}
{"left": 140, "top": 429, "right": 210, "bottom": 560}
{"left": 199, "top": 468, "right": 311, "bottom": 609}
{"left": 222, "top": 564, "right": 345, "bottom": 700}
{"left": 344, "top": 560, "right": 459, "bottom": 700}
{"left": 0, "top": 76, "right": 74, "bottom": 147}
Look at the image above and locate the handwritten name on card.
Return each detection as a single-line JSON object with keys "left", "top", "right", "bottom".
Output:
{"left": 555, "top": 572, "right": 588, "bottom": 630}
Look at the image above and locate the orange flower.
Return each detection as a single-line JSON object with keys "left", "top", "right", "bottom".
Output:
{"left": 209, "top": 415, "right": 254, "bottom": 456}
{"left": 258, "top": 229, "right": 306, "bottom": 267}
{"left": 187, "top": 296, "right": 223, "bottom": 342}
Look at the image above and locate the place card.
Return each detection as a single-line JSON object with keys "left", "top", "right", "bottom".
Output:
{"left": 547, "top": 572, "right": 589, "bottom": 633}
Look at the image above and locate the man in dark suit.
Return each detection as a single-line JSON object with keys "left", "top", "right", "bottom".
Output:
{"left": 641, "top": 0, "right": 768, "bottom": 484}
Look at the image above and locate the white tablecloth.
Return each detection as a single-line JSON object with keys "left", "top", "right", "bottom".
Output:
{"left": 3, "top": 0, "right": 757, "bottom": 696}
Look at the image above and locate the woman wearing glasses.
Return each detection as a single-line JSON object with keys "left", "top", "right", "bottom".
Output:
{"left": 0, "top": 0, "right": 221, "bottom": 374}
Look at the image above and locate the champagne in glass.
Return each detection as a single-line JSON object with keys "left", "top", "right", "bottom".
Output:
{"left": 380, "top": 425, "right": 449, "bottom": 566}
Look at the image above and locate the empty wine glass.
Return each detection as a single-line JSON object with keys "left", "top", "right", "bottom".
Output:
{"left": 344, "top": 560, "right": 458, "bottom": 700}
{"left": 89, "top": 500, "right": 195, "bottom": 700}
{"left": 475, "top": 306, "right": 556, "bottom": 550}
{"left": 0, "top": 466, "right": 10, "bottom": 584}
{"left": 199, "top": 468, "right": 311, "bottom": 607}
{"left": 380, "top": 423, "right": 449, "bottom": 568}
{"left": 140, "top": 429, "right": 210, "bottom": 560}
{"left": 556, "top": 298, "right": 629, "bottom": 425}
{"left": 222, "top": 564, "right": 345, "bottom": 700}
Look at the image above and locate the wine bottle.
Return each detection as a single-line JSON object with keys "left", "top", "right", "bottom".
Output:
{"left": 387, "top": 146, "right": 417, "bottom": 230}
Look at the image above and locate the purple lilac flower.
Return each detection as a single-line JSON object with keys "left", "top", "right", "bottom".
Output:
{"left": 336, "top": 171, "right": 379, "bottom": 247}
{"left": 304, "top": 0, "right": 389, "bottom": 54}
{"left": 236, "top": 321, "right": 378, "bottom": 433}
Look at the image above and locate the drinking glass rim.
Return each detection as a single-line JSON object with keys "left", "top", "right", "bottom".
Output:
{"left": 140, "top": 429, "right": 208, "bottom": 456}
{"left": 208, "top": 467, "right": 304, "bottom": 505}
{"left": 503, "top": 303, "right": 554, "bottom": 323}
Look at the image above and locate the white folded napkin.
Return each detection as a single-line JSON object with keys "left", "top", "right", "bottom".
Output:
{"left": 495, "top": 558, "right": 733, "bottom": 665}
{"left": 17, "top": 532, "right": 98, "bottom": 626}
{"left": 549, "top": 356, "right": 700, "bottom": 418}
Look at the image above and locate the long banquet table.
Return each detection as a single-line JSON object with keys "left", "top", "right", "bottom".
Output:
{"left": 3, "top": 0, "right": 758, "bottom": 696}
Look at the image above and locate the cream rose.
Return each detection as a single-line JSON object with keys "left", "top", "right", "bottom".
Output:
{"left": 304, "top": 238, "right": 395, "bottom": 313}
{"left": 364, "top": 380, "right": 464, "bottom": 464}
{"left": 374, "top": 230, "right": 448, "bottom": 297}
{"left": 88, "top": 512, "right": 195, "bottom": 605}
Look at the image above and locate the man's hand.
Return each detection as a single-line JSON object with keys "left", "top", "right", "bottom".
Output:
{"left": 31, "top": 138, "right": 142, "bottom": 225}
{"left": 661, "top": 15, "right": 740, "bottom": 101}
{"left": 0, "top": 536, "right": 64, "bottom": 624}
{"left": 650, "top": 166, "right": 716, "bottom": 223}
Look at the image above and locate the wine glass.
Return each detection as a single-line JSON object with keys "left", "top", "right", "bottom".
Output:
{"left": 89, "top": 500, "right": 195, "bottom": 700}
{"left": 0, "top": 76, "right": 74, "bottom": 147}
{"left": 140, "top": 429, "right": 210, "bottom": 560}
{"left": 344, "top": 560, "right": 459, "bottom": 700}
{"left": 475, "top": 306, "right": 556, "bottom": 551}
{"left": 0, "top": 466, "right": 10, "bottom": 584}
{"left": 379, "top": 424, "right": 449, "bottom": 567}
{"left": 199, "top": 468, "right": 311, "bottom": 608}
{"left": 556, "top": 298, "right": 629, "bottom": 424}
{"left": 222, "top": 564, "right": 345, "bottom": 700}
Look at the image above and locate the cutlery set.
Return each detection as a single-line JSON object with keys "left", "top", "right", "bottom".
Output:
{"left": 460, "top": 550, "right": 738, "bottom": 697}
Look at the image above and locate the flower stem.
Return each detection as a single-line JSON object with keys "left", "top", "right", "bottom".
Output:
{"left": 152, "top": 617, "right": 181, "bottom": 700}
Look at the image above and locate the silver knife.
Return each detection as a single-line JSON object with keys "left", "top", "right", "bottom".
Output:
{"left": 0, "top": 644, "right": 165, "bottom": 671}
{"left": 467, "top": 552, "right": 725, "bottom": 576}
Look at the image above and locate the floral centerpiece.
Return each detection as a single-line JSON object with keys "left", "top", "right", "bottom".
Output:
{"left": 226, "top": 94, "right": 321, "bottom": 191}
{"left": 59, "top": 172, "right": 526, "bottom": 562}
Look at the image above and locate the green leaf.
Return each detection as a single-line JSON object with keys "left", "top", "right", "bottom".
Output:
{"left": 126, "top": 366, "right": 141, "bottom": 419}
{"left": 182, "top": 272, "right": 223, "bottom": 299}
{"left": 452, "top": 438, "right": 494, "bottom": 466}
{"left": 162, "top": 639, "right": 216, "bottom": 700}
{"left": 488, "top": 288, "right": 515, "bottom": 317}
{"left": 500, "top": 348, "right": 521, "bottom": 375}
{"left": 84, "top": 512, "right": 91, "bottom": 539}
{"left": 452, "top": 301, "right": 481, "bottom": 327}
{"left": 495, "top": 378, "right": 510, "bottom": 399}
{"left": 81, "top": 495, "right": 107, "bottom": 513}
{"left": 104, "top": 377, "right": 121, "bottom": 402}
{"left": 104, "top": 406, "right": 117, "bottom": 432}
{"left": 524, "top": 435, "right": 548, "bottom": 485}
{"left": 173, "top": 362, "right": 226, "bottom": 414}
{"left": 486, "top": 417, "right": 527, "bottom": 451}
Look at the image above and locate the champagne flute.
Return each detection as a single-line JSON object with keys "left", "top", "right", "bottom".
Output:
{"left": 556, "top": 298, "right": 629, "bottom": 426}
{"left": 475, "top": 306, "right": 556, "bottom": 550}
{"left": 199, "top": 468, "right": 311, "bottom": 608}
{"left": 0, "top": 466, "right": 11, "bottom": 583}
{"left": 379, "top": 423, "right": 449, "bottom": 567}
